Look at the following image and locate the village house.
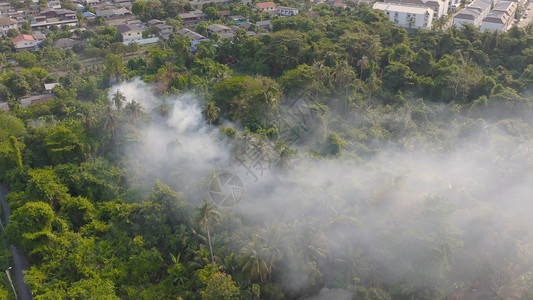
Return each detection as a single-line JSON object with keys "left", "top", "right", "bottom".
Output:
{"left": 154, "top": 23, "right": 173, "bottom": 39}
{"left": 179, "top": 10, "right": 208, "bottom": 27}
{"left": 12, "top": 34, "right": 39, "bottom": 51}
{"left": 207, "top": 24, "right": 234, "bottom": 38}
{"left": 256, "top": 20, "right": 273, "bottom": 31}
{"left": 0, "top": 16, "right": 17, "bottom": 35}
{"left": 95, "top": 7, "right": 131, "bottom": 18}
{"left": 115, "top": 24, "right": 143, "bottom": 43}
{"left": 52, "top": 38, "right": 80, "bottom": 49}
{"left": 114, "top": 0, "right": 133, "bottom": 8}
{"left": 46, "top": 0, "right": 61, "bottom": 8}
{"left": 218, "top": 10, "right": 230, "bottom": 20}
{"left": 177, "top": 27, "right": 206, "bottom": 40}
{"left": 0, "top": 2, "right": 13, "bottom": 15}
{"left": 44, "top": 83, "right": 60, "bottom": 93}
{"left": 31, "top": 31, "right": 46, "bottom": 43}
{"left": 255, "top": 2, "right": 277, "bottom": 13}
{"left": 40, "top": 8, "right": 77, "bottom": 20}
{"left": 228, "top": 15, "right": 247, "bottom": 25}
{"left": 190, "top": 0, "right": 232, "bottom": 9}
{"left": 277, "top": 6, "right": 299, "bottom": 16}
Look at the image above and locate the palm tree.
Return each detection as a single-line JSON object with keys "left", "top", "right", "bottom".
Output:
{"left": 202, "top": 101, "right": 220, "bottom": 128}
{"left": 124, "top": 100, "right": 143, "bottom": 124}
{"left": 103, "top": 107, "right": 120, "bottom": 138}
{"left": 357, "top": 56, "right": 370, "bottom": 80}
{"left": 112, "top": 89, "right": 126, "bottom": 111}
{"left": 312, "top": 60, "right": 327, "bottom": 101}
{"left": 195, "top": 199, "right": 221, "bottom": 266}
{"left": 258, "top": 224, "right": 292, "bottom": 281}
{"left": 274, "top": 142, "right": 297, "bottom": 170}
{"left": 231, "top": 98, "right": 248, "bottom": 125}
{"left": 334, "top": 60, "right": 356, "bottom": 115}
{"left": 240, "top": 235, "right": 270, "bottom": 284}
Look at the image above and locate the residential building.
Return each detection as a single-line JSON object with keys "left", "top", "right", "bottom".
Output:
{"left": 95, "top": 8, "right": 131, "bottom": 18}
{"left": 0, "top": 16, "right": 17, "bottom": 35}
{"left": 373, "top": 3, "right": 434, "bottom": 30}
{"left": 179, "top": 10, "right": 208, "bottom": 27}
{"left": 177, "top": 27, "right": 206, "bottom": 40}
{"left": 47, "top": 0, "right": 61, "bottom": 8}
{"left": 453, "top": 0, "right": 491, "bottom": 28}
{"left": 31, "top": 17, "right": 78, "bottom": 30}
{"left": 148, "top": 19, "right": 164, "bottom": 26}
{"left": 52, "top": 38, "right": 80, "bottom": 49}
{"left": 154, "top": 23, "right": 173, "bottom": 39}
{"left": 218, "top": 10, "right": 230, "bottom": 20}
{"left": 0, "top": 2, "right": 13, "bottom": 15}
{"left": 480, "top": 1, "right": 517, "bottom": 31}
{"left": 12, "top": 34, "right": 39, "bottom": 51}
{"left": 115, "top": 23, "right": 143, "bottom": 43}
{"left": 256, "top": 20, "right": 273, "bottom": 31}
{"left": 44, "top": 83, "right": 60, "bottom": 93}
{"left": 384, "top": 0, "right": 447, "bottom": 18}
{"left": 228, "top": 15, "right": 247, "bottom": 25}
{"left": 40, "top": 8, "right": 77, "bottom": 19}
{"left": 32, "top": 31, "right": 46, "bottom": 42}
{"left": 255, "top": 2, "right": 277, "bottom": 12}
{"left": 207, "top": 23, "right": 233, "bottom": 38}
{"left": 190, "top": 0, "right": 232, "bottom": 9}
{"left": 114, "top": 0, "right": 132, "bottom": 8}
{"left": 277, "top": 6, "right": 299, "bottom": 16}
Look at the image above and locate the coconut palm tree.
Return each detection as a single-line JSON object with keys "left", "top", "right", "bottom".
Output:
{"left": 202, "top": 101, "right": 220, "bottom": 128}
{"left": 112, "top": 89, "right": 126, "bottom": 111}
{"left": 103, "top": 106, "right": 120, "bottom": 138}
{"left": 195, "top": 199, "right": 221, "bottom": 266}
{"left": 240, "top": 235, "right": 270, "bottom": 284}
{"left": 357, "top": 56, "right": 370, "bottom": 80}
{"left": 124, "top": 100, "right": 143, "bottom": 124}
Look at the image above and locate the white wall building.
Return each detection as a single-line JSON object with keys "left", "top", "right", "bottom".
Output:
{"left": 480, "top": 1, "right": 517, "bottom": 31}
{"left": 385, "top": 0, "right": 448, "bottom": 18}
{"left": 373, "top": 3, "right": 434, "bottom": 30}
{"left": 453, "top": 0, "right": 491, "bottom": 28}
{"left": 0, "top": 16, "right": 17, "bottom": 35}
{"left": 277, "top": 6, "right": 299, "bottom": 16}
{"left": 115, "top": 24, "right": 143, "bottom": 43}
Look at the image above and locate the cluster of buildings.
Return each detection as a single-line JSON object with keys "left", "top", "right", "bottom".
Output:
{"left": 254, "top": 2, "right": 299, "bottom": 16}
{"left": 453, "top": 0, "right": 520, "bottom": 31}
{"left": 372, "top": 0, "right": 523, "bottom": 32}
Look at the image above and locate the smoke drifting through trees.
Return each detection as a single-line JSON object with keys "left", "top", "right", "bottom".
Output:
{"left": 112, "top": 79, "right": 533, "bottom": 298}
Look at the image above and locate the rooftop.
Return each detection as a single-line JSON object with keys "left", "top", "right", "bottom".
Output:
{"left": 12, "top": 34, "right": 35, "bottom": 43}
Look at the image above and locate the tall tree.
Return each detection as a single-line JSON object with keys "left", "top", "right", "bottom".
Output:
{"left": 202, "top": 101, "right": 220, "bottom": 127}
{"left": 195, "top": 199, "right": 221, "bottom": 266}
{"left": 111, "top": 89, "right": 126, "bottom": 111}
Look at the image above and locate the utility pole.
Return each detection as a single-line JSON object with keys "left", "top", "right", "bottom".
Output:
{"left": 5, "top": 267, "right": 17, "bottom": 300}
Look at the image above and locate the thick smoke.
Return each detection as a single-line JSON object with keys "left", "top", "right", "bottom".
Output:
{"left": 110, "top": 79, "right": 533, "bottom": 298}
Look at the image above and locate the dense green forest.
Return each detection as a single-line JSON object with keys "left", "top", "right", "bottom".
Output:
{"left": 2, "top": 3, "right": 533, "bottom": 299}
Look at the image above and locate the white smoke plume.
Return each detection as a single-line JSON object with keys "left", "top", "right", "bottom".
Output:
{"left": 110, "top": 79, "right": 533, "bottom": 298}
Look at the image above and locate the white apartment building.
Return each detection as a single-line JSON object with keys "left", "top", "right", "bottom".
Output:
{"left": 480, "top": 1, "right": 517, "bottom": 31}
{"left": 453, "top": 0, "right": 491, "bottom": 28}
{"left": 373, "top": 3, "right": 434, "bottom": 30}
{"left": 385, "top": 0, "right": 448, "bottom": 18}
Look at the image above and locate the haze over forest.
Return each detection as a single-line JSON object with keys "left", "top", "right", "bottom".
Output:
{"left": 1, "top": 2, "right": 533, "bottom": 300}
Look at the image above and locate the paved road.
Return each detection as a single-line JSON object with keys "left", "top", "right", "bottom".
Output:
{"left": 0, "top": 184, "right": 33, "bottom": 300}
{"left": 518, "top": 1, "right": 533, "bottom": 28}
